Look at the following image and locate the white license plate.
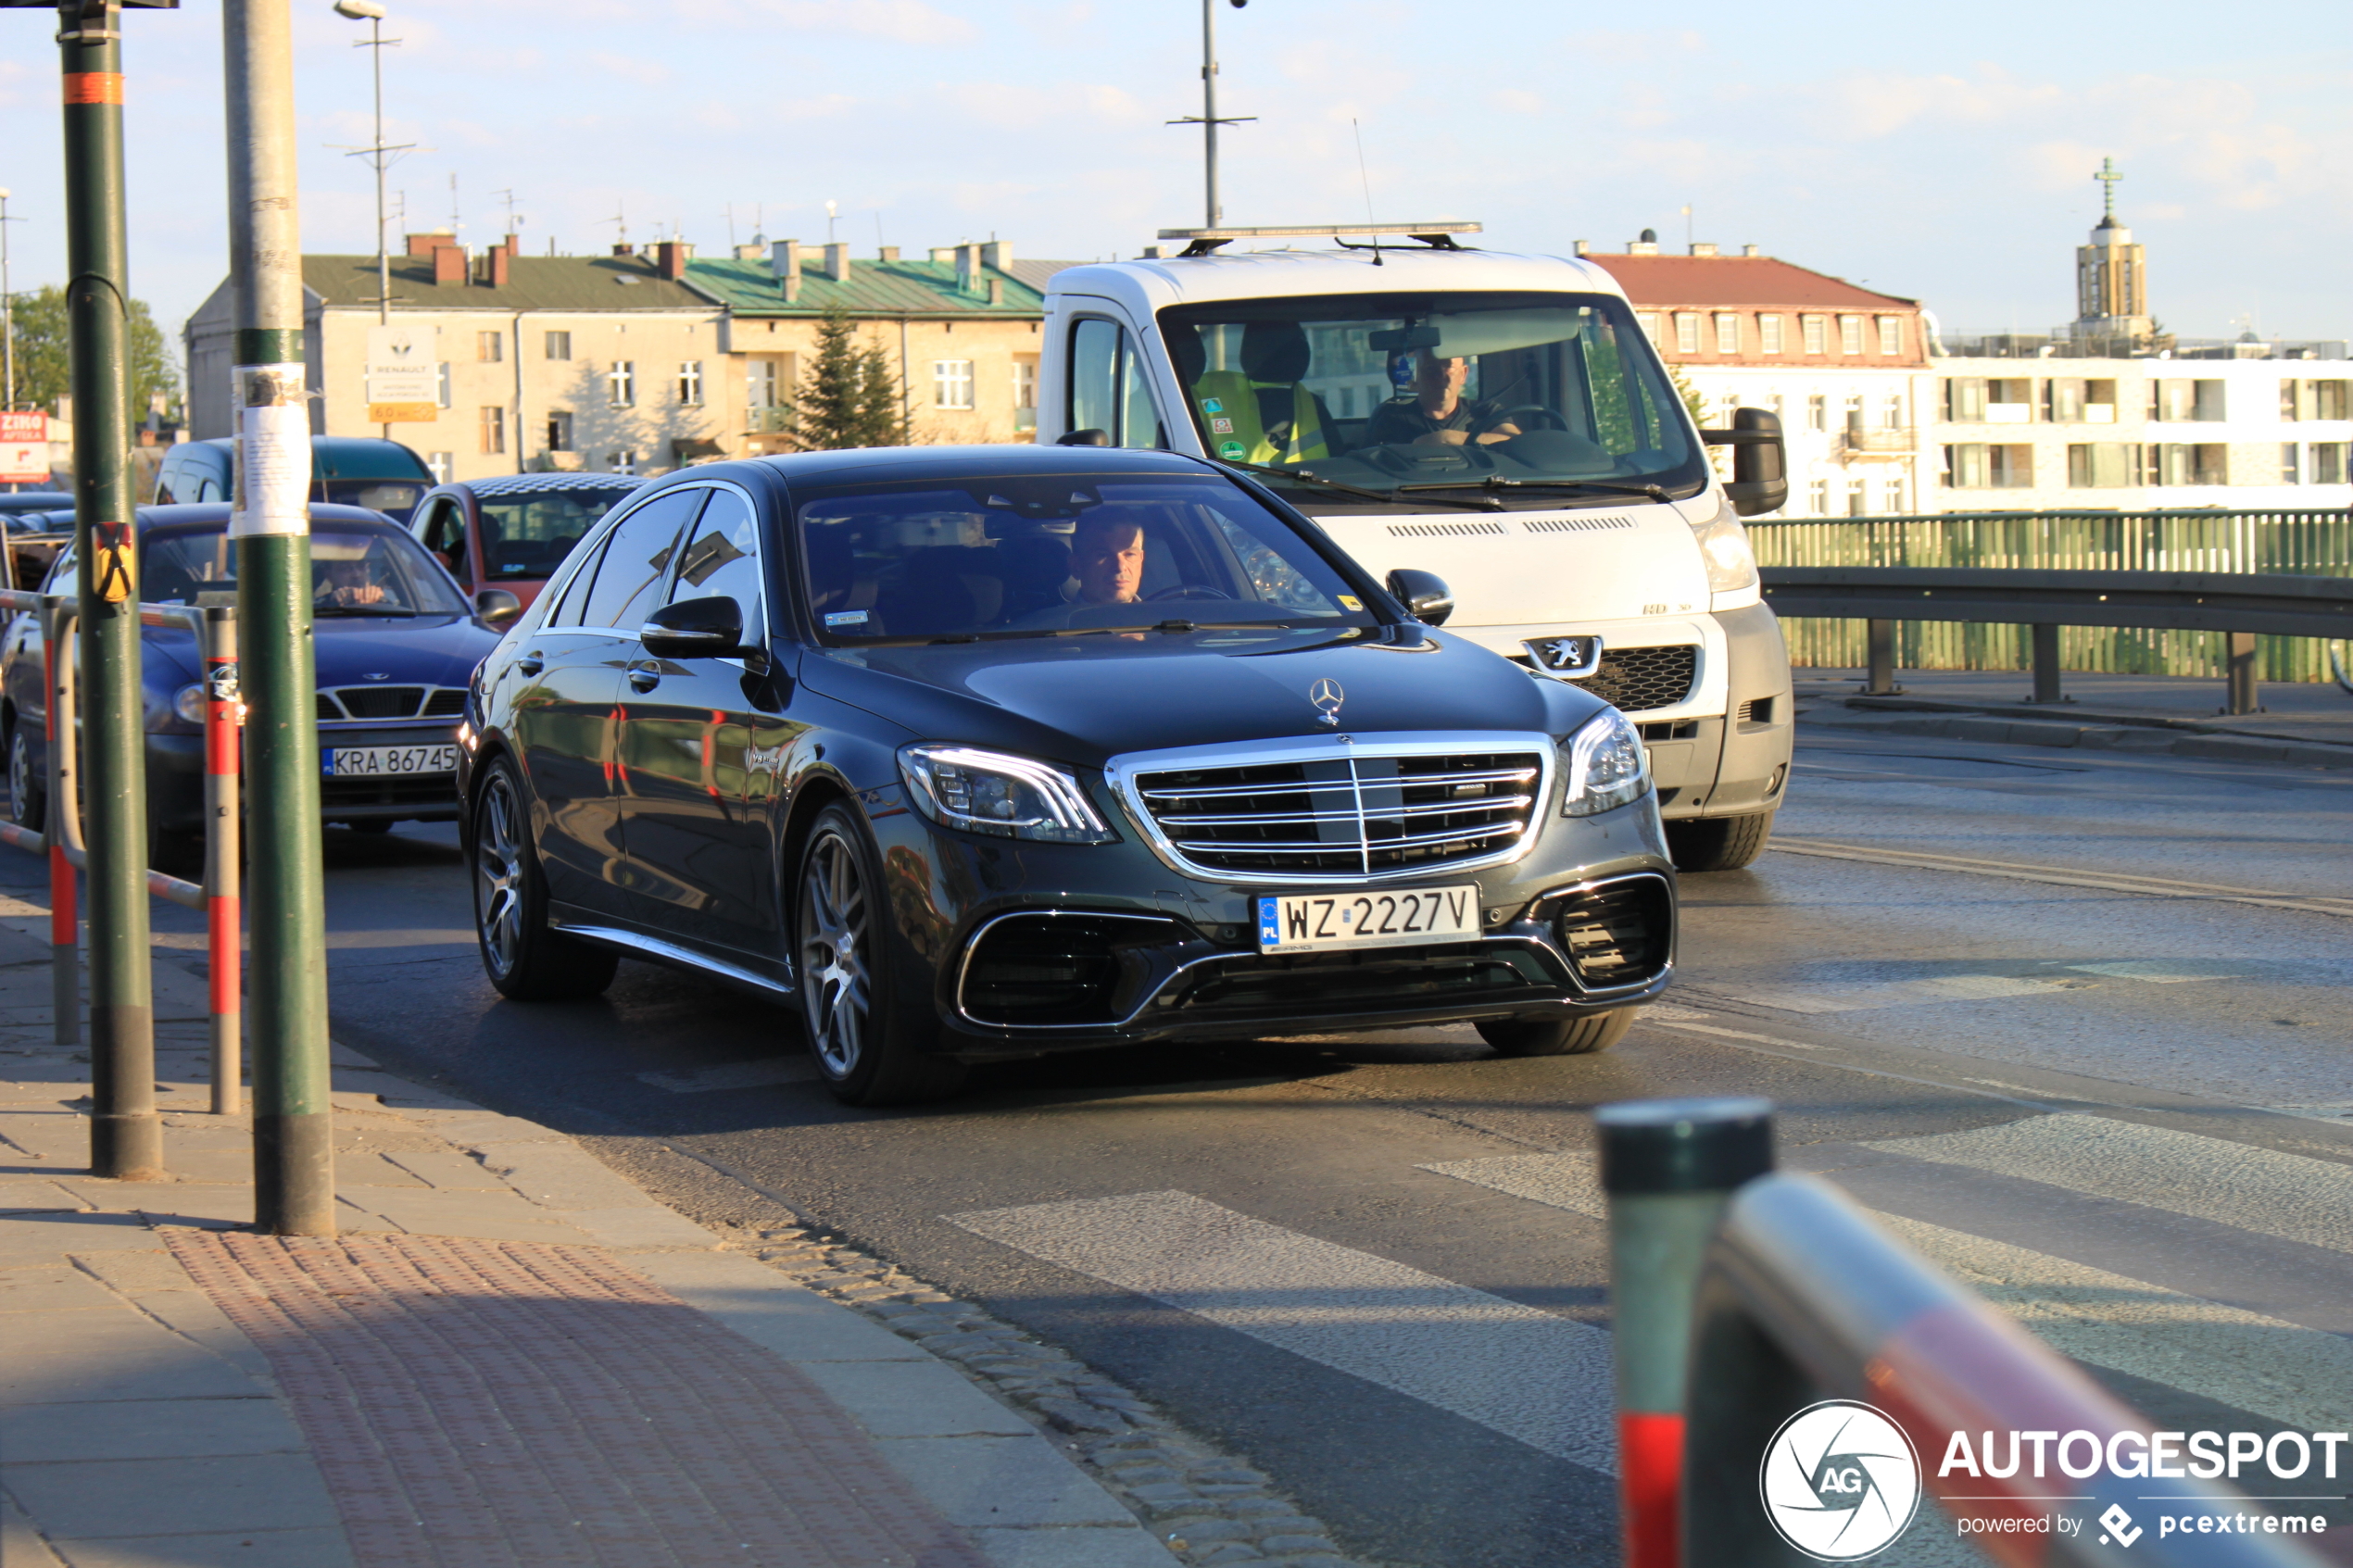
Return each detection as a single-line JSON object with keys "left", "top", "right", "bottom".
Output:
{"left": 1256, "top": 884, "right": 1482, "bottom": 955}
{"left": 321, "top": 743, "right": 459, "bottom": 778}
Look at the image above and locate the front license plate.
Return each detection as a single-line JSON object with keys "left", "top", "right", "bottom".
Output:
{"left": 321, "top": 743, "right": 459, "bottom": 778}
{"left": 1256, "top": 884, "right": 1481, "bottom": 955}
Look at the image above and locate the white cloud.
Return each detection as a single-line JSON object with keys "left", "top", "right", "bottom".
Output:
{"left": 753, "top": 0, "right": 978, "bottom": 45}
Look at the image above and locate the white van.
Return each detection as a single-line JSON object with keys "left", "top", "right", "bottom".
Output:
{"left": 1035, "top": 226, "right": 1793, "bottom": 871}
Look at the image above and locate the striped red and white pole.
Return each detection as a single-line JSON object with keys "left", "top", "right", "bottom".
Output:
{"left": 1597, "top": 1098, "right": 1776, "bottom": 1568}
{"left": 43, "top": 602, "right": 78, "bottom": 1049}
{"left": 202, "top": 608, "right": 242, "bottom": 1116}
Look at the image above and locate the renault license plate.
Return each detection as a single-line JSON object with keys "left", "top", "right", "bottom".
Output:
{"left": 321, "top": 743, "right": 459, "bottom": 777}
{"left": 1256, "top": 884, "right": 1481, "bottom": 955}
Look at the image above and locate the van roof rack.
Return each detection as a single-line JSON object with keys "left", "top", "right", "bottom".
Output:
{"left": 1154, "top": 221, "right": 1481, "bottom": 257}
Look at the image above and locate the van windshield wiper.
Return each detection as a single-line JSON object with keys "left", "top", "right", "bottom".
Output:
{"left": 1393, "top": 476, "right": 1679, "bottom": 502}
{"left": 1216, "top": 458, "right": 1503, "bottom": 512}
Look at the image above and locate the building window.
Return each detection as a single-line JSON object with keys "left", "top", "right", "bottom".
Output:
{"left": 1713, "top": 313, "right": 1740, "bottom": 355}
{"left": 676, "top": 360, "right": 704, "bottom": 407}
{"left": 1846, "top": 477, "right": 1868, "bottom": 517}
{"left": 2151, "top": 379, "right": 2224, "bottom": 421}
{"left": 477, "top": 331, "right": 503, "bottom": 363}
{"left": 479, "top": 406, "right": 505, "bottom": 456}
{"left": 1759, "top": 315, "right": 1784, "bottom": 355}
{"left": 2280, "top": 444, "right": 2299, "bottom": 484}
{"left": 546, "top": 411, "right": 573, "bottom": 453}
{"left": 607, "top": 361, "right": 635, "bottom": 408}
{"left": 1945, "top": 377, "right": 1984, "bottom": 421}
{"left": 933, "top": 359, "right": 975, "bottom": 410}
{"left": 1636, "top": 312, "right": 1662, "bottom": 348}
{"left": 1877, "top": 317, "right": 1902, "bottom": 357}
{"left": 2146, "top": 443, "right": 2227, "bottom": 485}
{"left": 2315, "top": 444, "right": 2348, "bottom": 484}
{"left": 436, "top": 363, "right": 451, "bottom": 409}
{"left": 2068, "top": 443, "right": 2135, "bottom": 488}
{"left": 1886, "top": 476, "right": 1907, "bottom": 513}
{"left": 545, "top": 331, "right": 572, "bottom": 361}
{"left": 1807, "top": 394, "right": 1828, "bottom": 433}
{"left": 1944, "top": 444, "right": 2032, "bottom": 488}
{"left": 426, "top": 451, "right": 452, "bottom": 483}
{"left": 1808, "top": 478, "right": 1830, "bottom": 514}
{"left": 1837, "top": 316, "right": 1863, "bottom": 355}
{"left": 1013, "top": 358, "right": 1038, "bottom": 432}
{"left": 1674, "top": 314, "right": 1701, "bottom": 356}
{"left": 1985, "top": 379, "right": 2033, "bottom": 423}
{"left": 1802, "top": 315, "right": 1826, "bottom": 355}
{"left": 1881, "top": 395, "right": 1904, "bottom": 430}
{"left": 608, "top": 450, "right": 639, "bottom": 476}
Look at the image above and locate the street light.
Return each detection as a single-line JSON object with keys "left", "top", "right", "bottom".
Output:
{"left": 0, "top": 187, "right": 15, "bottom": 413}
{"left": 333, "top": 0, "right": 398, "bottom": 335}
{"left": 1166, "top": 0, "right": 1254, "bottom": 229}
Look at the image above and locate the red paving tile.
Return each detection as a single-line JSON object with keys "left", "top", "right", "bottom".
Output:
{"left": 165, "top": 1229, "right": 993, "bottom": 1568}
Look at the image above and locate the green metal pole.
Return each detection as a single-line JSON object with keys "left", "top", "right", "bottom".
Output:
{"left": 224, "top": 0, "right": 333, "bottom": 1235}
{"left": 60, "top": 0, "right": 160, "bottom": 1182}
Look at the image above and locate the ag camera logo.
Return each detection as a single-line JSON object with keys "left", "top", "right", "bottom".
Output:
{"left": 1760, "top": 1399, "right": 1923, "bottom": 1561}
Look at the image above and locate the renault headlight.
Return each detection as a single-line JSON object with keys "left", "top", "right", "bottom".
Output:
{"left": 1561, "top": 709, "right": 1650, "bottom": 817}
{"left": 1689, "top": 498, "right": 1758, "bottom": 594}
{"left": 898, "top": 744, "right": 1115, "bottom": 844}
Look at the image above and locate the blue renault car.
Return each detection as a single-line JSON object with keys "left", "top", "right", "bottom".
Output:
{"left": 1, "top": 503, "right": 515, "bottom": 848}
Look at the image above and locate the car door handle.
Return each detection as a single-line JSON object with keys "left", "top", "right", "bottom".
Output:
{"left": 516, "top": 652, "right": 544, "bottom": 676}
{"left": 627, "top": 661, "right": 661, "bottom": 694}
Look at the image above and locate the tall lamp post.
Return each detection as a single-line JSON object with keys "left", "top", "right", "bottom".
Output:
{"left": 333, "top": 0, "right": 405, "bottom": 439}
{"left": 1167, "top": 0, "right": 1254, "bottom": 230}
{"left": 0, "top": 187, "right": 17, "bottom": 414}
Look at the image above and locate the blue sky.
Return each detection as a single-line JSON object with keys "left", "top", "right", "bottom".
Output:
{"left": 0, "top": 0, "right": 2346, "bottom": 360}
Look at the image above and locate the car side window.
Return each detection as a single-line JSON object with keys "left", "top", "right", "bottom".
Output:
{"left": 663, "top": 486, "right": 761, "bottom": 632}
{"left": 1068, "top": 318, "right": 1164, "bottom": 450}
{"left": 575, "top": 488, "right": 704, "bottom": 631}
{"left": 420, "top": 500, "right": 468, "bottom": 581}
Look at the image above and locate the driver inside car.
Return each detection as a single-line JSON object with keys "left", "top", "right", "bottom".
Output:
{"left": 1067, "top": 514, "right": 1147, "bottom": 605}
{"left": 1365, "top": 352, "right": 1523, "bottom": 448}
{"left": 315, "top": 555, "right": 390, "bottom": 607}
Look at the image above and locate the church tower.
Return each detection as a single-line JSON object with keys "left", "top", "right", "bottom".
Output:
{"left": 2075, "top": 157, "right": 2151, "bottom": 346}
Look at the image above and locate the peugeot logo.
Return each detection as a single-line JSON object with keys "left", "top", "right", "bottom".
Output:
{"left": 1308, "top": 678, "right": 1344, "bottom": 727}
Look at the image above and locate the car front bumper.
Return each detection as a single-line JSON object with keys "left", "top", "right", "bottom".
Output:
{"left": 146, "top": 721, "right": 464, "bottom": 831}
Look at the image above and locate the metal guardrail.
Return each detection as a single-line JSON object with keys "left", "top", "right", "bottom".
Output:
{"left": 1757, "top": 566, "right": 2353, "bottom": 713}
{"left": 0, "top": 589, "right": 243, "bottom": 1114}
{"left": 1601, "top": 1099, "right": 2330, "bottom": 1567}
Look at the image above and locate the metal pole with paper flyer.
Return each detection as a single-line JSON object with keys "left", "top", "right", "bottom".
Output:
{"left": 224, "top": 0, "right": 333, "bottom": 1236}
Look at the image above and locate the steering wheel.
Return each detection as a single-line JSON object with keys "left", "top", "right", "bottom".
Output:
{"left": 1145, "top": 583, "right": 1230, "bottom": 602}
{"left": 1498, "top": 405, "right": 1570, "bottom": 433}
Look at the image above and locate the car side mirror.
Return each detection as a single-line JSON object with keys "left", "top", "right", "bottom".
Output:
{"left": 474, "top": 589, "right": 522, "bottom": 629}
{"left": 1057, "top": 428, "right": 1111, "bottom": 447}
{"left": 1704, "top": 407, "right": 1789, "bottom": 518}
{"left": 1384, "top": 569, "right": 1453, "bottom": 626}
{"left": 640, "top": 594, "right": 745, "bottom": 659}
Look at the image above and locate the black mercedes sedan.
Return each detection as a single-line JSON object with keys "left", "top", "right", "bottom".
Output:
{"left": 460, "top": 445, "right": 1676, "bottom": 1104}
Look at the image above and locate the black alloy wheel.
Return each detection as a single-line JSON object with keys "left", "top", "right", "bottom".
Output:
{"left": 6, "top": 724, "right": 44, "bottom": 833}
{"left": 795, "top": 801, "right": 966, "bottom": 1107}
{"left": 1476, "top": 1008, "right": 1634, "bottom": 1057}
{"left": 471, "top": 757, "right": 617, "bottom": 1001}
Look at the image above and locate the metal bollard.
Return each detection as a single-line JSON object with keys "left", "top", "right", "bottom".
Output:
{"left": 2029, "top": 622, "right": 2065, "bottom": 705}
{"left": 1598, "top": 1098, "right": 1776, "bottom": 1568}
{"left": 1862, "top": 619, "right": 1900, "bottom": 696}
{"left": 43, "top": 599, "right": 79, "bottom": 1048}
{"left": 200, "top": 608, "right": 242, "bottom": 1116}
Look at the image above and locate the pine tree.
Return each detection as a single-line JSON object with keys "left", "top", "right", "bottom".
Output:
{"left": 783, "top": 308, "right": 912, "bottom": 449}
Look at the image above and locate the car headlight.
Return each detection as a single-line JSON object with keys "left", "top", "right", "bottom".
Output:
{"left": 1689, "top": 497, "right": 1758, "bottom": 594}
{"left": 172, "top": 684, "right": 208, "bottom": 725}
{"left": 897, "top": 744, "right": 1115, "bottom": 844}
{"left": 1561, "top": 709, "right": 1650, "bottom": 817}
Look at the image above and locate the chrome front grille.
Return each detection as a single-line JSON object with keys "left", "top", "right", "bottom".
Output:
{"left": 1115, "top": 735, "right": 1551, "bottom": 883}
{"left": 317, "top": 685, "right": 467, "bottom": 721}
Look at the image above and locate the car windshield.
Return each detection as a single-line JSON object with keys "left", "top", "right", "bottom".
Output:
{"left": 321, "top": 478, "right": 426, "bottom": 522}
{"left": 799, "top": 473, "right": 1377, "bottom": 643}
{"left": 142, "top": 522, "right": 469, "bottom": 617}
{"left": 1158, "top": 291, "right": 1707, "bottom": 502}
{"left": 475, "top": 488, "right": 631, "bottom": 581}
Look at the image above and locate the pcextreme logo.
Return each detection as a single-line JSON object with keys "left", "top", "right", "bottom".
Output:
{"left": 1760, "top": 1399, "right": 1923, "bottom": 1561}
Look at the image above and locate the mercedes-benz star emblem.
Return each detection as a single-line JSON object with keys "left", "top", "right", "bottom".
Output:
{"left": 1308, "top": 678, "right": 1345, "bottom": 726}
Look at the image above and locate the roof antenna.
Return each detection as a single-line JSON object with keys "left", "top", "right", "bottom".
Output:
{"left": 1353, "top": 119, "right": 1381, "bottom": 267}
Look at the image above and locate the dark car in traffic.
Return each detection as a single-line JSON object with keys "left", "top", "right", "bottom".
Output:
{"left": 411, "top": 472, "right": 644, "bottom": 608}
{"left": 153, "top": 436, "right": 435, "bottom": 523}
{"left": 460, "top": 445, "right": 1677, "bottom": 1105}
{"left": 3, "top": 504, "right": 510, "bottom": 848}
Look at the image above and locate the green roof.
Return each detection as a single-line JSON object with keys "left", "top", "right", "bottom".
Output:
{"left": 684, "top": 256, "right": 1046, "bottom": 319}
{"left": 303, "top": 253, "right": 714, "bottom": 312}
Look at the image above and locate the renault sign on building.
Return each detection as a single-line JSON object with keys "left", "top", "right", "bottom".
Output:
{"left": 363, "top": 323, "right": 437, "bottom": 424}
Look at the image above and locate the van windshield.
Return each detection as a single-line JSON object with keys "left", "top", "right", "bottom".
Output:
{"left": 1158, "top": 291, "right": 1707, "bottom": 504}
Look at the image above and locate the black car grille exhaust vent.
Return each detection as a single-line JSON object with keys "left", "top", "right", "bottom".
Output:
{"left": 1552, "top": 875, "right": 1673, "bottom": 990}
{"left": 334, "top": 685, "right": 427, "bottom": 720}
{"left": 1566, "top": 645, "right": 1698, "bottom": 713}
{"left": 959, "top": 914, "right": 1176, "bottom": 1027}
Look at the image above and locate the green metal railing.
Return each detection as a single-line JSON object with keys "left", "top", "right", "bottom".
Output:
{"left": 1750, "top": 509, "right": 2353, "bottom": 681}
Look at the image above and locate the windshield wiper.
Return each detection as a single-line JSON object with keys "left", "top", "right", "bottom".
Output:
{"left": 1393, "top": 476, "right": 1682, "bottom": 502}
{"left": 1216, "top": 458, "right": 1503, "bottom": 513}
{"left": 312, "top": 605, "right": 420, "bottom": 617}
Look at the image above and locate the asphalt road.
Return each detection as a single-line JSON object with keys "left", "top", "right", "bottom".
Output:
{"left": 28, "top": 717, "right": 2353, "bottom": 1568}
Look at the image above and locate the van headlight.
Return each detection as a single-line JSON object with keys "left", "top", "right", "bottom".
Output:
{"left": 1561, "top": 709, "right": 1650, "bottom": 817}
{"left": 898, "top": 744, "right": 1115, "bottom": 844}
{"left": 1690, "top": 498, "right": 1758, "bottom": 593}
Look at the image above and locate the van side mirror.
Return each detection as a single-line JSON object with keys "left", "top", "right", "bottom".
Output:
{"left": 1703, "top": 408, "right": 1788, "bottom": 518}
{"left": 1057, "top": 428, "right": 1111, "bottom": 447}
{"left": 474, "top": 589, "right": 522, "bottom": 629}
{"left": 640, "top": 595, "right": 745, "bottom": 659}
{"left": 1384, "top": 569, "right": 1454, "bottom": 626}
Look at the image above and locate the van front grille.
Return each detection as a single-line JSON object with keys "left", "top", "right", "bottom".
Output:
{"left": 1566, "top": 646, "right": 1698, "bottom": 713}
{"left": 1131, "top": 746, "right": 1545, "bottom": 880}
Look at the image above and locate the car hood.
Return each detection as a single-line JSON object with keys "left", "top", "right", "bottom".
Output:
{"left": 798, "top": 626, "right": 1609, "bottom": 767}
{"left": 142, "top": 612, "right": 499, "bottom": 692}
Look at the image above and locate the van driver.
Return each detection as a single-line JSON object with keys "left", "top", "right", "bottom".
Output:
{"left": 1365, "top": 353, "right": 1523, "bottom": 447}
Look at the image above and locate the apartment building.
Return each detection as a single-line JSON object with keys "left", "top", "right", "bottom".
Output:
{"left": 1581, "top": 237, "right": 1928, "bottom": 517}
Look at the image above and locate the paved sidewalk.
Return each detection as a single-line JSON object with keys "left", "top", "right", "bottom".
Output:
{"left": 0, "top": 898, "right": 1178, "bottom": 1568}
